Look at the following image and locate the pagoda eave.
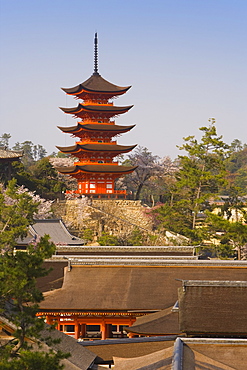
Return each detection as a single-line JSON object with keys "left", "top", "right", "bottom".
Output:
{"left": 57, "top": 123, "right": 136, "bottom": 134}
{"left": 62, "top": 88, "right": 131, "bottom": 99}
{"left": 56, "top": 144, "right": 137, "bottom": 154}
{"left": 56, "top": 164, "right": 137, "bottom": 175}
{"left": 61, "top": 74, "right": 131, "bottom": 96}
{"left": 59, "top": 104, "right": 133, "bottom": 115}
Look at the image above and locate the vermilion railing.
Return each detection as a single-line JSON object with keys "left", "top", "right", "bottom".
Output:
{"left": 66, "top": 189, "right": 127, "bottom": 195}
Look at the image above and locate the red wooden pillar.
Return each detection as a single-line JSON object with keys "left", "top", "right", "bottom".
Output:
{"left": 74, "top": 320, "right": 80, "bottom": 339}
{"left": 46, "top": 315, "right": 52, "bottom": 325}
{"left": 80, "top": 323, "right": 86, "bottom": 338}
{"left": 101, "top": 322, "right": 106, "bottom": 340}
{"left": 106, "top": 324, "right": 112, "bottom": 338}
{"left": 56, "top": 317, "right": 60, "bottom": 331}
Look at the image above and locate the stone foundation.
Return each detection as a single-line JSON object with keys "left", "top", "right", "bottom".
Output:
{"left": 53, "top": 199, "right": 161, "bottom": 242}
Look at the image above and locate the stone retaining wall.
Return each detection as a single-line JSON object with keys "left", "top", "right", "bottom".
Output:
{"left": 53, "top": 199, "right": 158, "bottom": 241}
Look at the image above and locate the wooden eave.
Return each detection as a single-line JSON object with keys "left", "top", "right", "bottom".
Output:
{"left": 61, "top": 74, "right": 131, "bottom": 96}
{"left": 57, "top": 123, "right": 135, "bottom": 134}
{"left": 60, "top": 104, "right": 133, "bottom": 115}
{"left": 55, "top": 164, "right": 137, "bottom": 175}
{"left": 56, "top": 143, "right": 136, "bottom": 154}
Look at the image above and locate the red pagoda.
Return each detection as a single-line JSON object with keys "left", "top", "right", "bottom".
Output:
{"left": 56, "top": 33, "right": 137, "bottom": 198}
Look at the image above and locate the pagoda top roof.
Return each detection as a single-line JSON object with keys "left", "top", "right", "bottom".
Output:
{"left": 56, "top": 143, "right": 136, "bottom": 154}
{"left": 60, "top": 103, "right": 133, "bottom": 115}
{"left": 55, "top": 164, "right": 137, "bottom": 175}
{"left": 62, "top": 73, "right": 131, "bottom": 96}
{"left": 57, "top": 123, "right": 135, "bottom": 133}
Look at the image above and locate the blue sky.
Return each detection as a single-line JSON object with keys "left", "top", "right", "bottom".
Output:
{"left": 0, "top": 0, "right": 246, "bottom": 158}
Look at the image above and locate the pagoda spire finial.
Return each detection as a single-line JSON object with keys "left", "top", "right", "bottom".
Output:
{"left": 93, "top": 32, "right": 99, "bottom": 75}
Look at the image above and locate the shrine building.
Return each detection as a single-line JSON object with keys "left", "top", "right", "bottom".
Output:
{"left": 37, "top": 258, "right": 247, "bottom": 341}
{"left": 55, "top": 33, "right": 137, "bottom": 198}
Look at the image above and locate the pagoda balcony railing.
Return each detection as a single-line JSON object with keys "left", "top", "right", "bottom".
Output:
{"left": 66, "top": 189, "right": 127, "bottom": 195}
{"left": 76, "top": 140, "right": 117, "bottom": 145}
{"left": 82, "top": 120, "right": 115, "bottom": 124}
{"left": 73, "top": 161, "right": 118, "bottom": 165}
{"left": 83, "top": 101, "right": 114, "bottom": 106}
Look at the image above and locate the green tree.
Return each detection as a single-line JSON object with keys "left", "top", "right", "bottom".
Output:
{"left": 98, "top": 232, "right": 119, "bottom": 246}
{"left": 219, "top": 186, "right": 246, "bottom": 222}
{"left": 0, "top": 133, "right": 11, "bottom": 149}
{"left": 0, "top": 179, "right": 67, "bottom": 367}
{"left": 33, "top": 144, "right": 47, "bottom": 161}
{"left": 0, "top": 350, "right": 66, "bottom": 370}
{"left": 126, "top": 228, "right": 144, "bottom": 246}
{"left": 0, "top": 179, "right": 37, "bottom": 248}
{"left": 82, "top": 228, "right": 94, "bottom": 243}
{"left": 29, "top": 157, "right": 66, "bottom": 199}
{"left": 176, "top": 120, "right": 229, "bottom": 229}
{"left": 2, "top": 157, "right": 67, "bottom": 200}
{"left": 12, "top": 141, "right": 47, "bottom": 167}
{"left": 12, "top": 141, "right": 35, "bottom": 166}
{"left": 205, "top": 212, "right": 247, "bottom": 260}
{"left": 234, "top": 168, "right": 247, "bottom": 195}
{"left": 10, "top": 161, "right": 37, "bottom": 191}
{"left": 155, "top": 120, "right": 229, "bottom": 243}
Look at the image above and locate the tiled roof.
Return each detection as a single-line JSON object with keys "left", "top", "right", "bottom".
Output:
{"left": 62, "top": 73, "right": 131, "bottom": 94}
{"left": 0, "top": 148, "right": 23, "bottom": 160}
{"left": 17, "top": 219, "right": 84, "bottom": 246}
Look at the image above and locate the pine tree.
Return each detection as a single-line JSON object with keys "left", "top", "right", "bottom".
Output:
{"left": 155, "top": 120, "right": 229, "bottom": 242}
{"left": 0, "top": 180, "right": 67, "bottom": 367}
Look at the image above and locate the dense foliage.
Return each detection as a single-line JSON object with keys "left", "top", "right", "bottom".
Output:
{"left": 152, "top": 121, "right": 247, "bottom": 258}
{"left": 1, "top": 126, "right": 246, "bottom": 258}
{"left": 0, "top": 134, "right": 67, "bottom": 199}
{"left": 0, "top": 180, "right": 67, "bottom": 368}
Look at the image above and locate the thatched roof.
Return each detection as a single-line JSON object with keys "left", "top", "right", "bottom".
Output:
{"left": 81, "top": 337, "right": 247, "bottom": 369}
{"left": 125, "top": 306, "right": 180, "bottom": 335}
{"left": 0, "top": 316, "right": 96, "bottom": 370}
{"left": 113, "top": 347, "right": 173, "bottom": 370}
{"left": 81, "top": 336, "right": 176, "bottom": 363}
{"left": 179, "top": 280, "right": 247, "bottom": 336}
{"left": 39, "top": 262, "right": 247, "bottom": 312}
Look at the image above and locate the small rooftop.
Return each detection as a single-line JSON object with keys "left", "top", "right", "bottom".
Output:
{"left": 0, "top": 147, "right": 23, "bottom": 160}
{"left": 17, "top": 219, "right": 84, "bottom": 247}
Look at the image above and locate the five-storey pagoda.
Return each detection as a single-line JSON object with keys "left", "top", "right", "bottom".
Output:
{"left": 56, "top": 33, "right": 137, "bottom": 198}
